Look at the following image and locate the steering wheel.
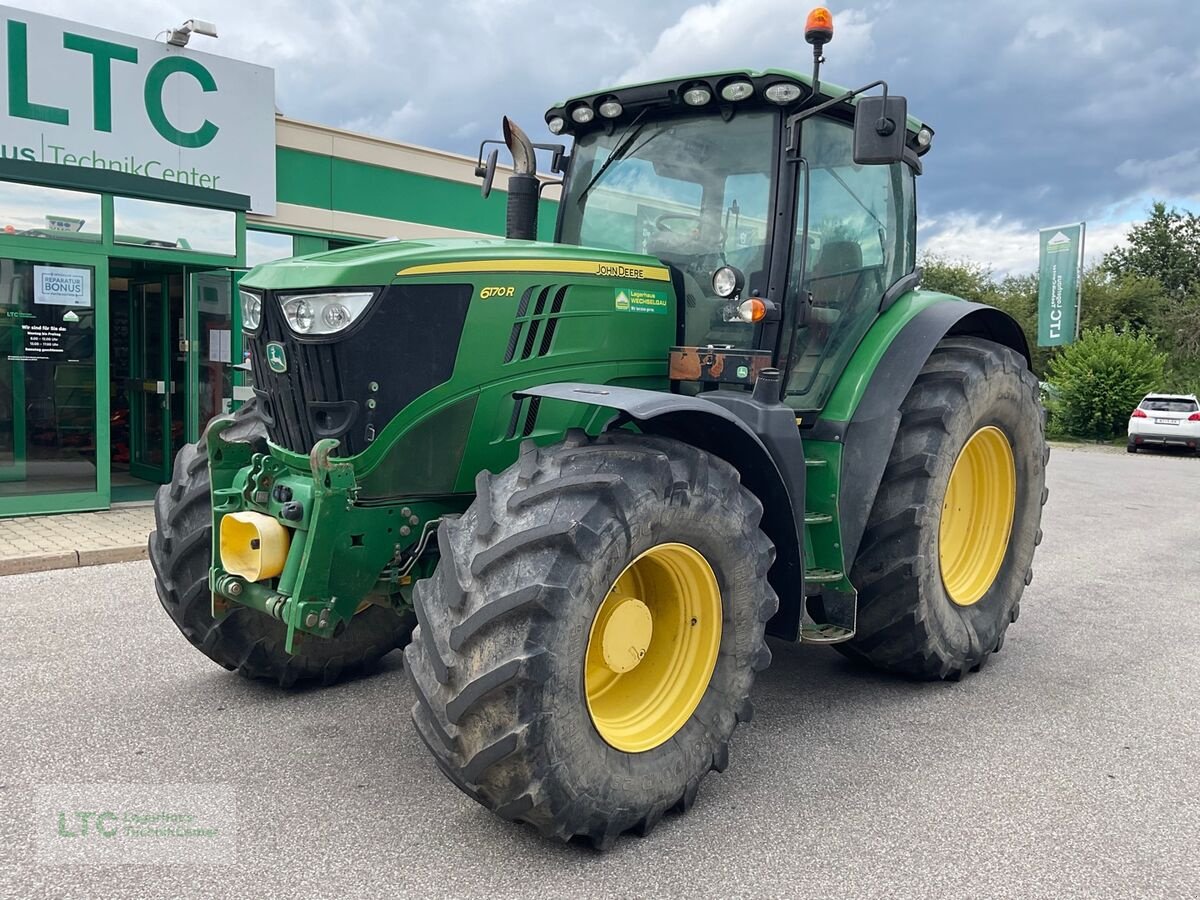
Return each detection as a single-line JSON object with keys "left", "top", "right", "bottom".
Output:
{"left": 655, "top": 213, "right": 703, "bottom": 233}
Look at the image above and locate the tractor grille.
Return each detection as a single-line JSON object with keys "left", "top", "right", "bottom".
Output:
{"left": 503, "top": 284, "right": 570, "bottom": 364}
{"left": 247, "top": 283, "right": 472, "bottom": 456}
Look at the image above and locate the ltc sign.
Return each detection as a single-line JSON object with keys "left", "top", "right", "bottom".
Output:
{"left": 0, "top": 6, "right": 276, "bottom": 213}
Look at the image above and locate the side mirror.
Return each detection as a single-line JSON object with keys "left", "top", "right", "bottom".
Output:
{"left": 853, "top": 94, "right": 908, "bottom": 165}
{"left": 478, "top": 148, "right": 499, "bottom": 199}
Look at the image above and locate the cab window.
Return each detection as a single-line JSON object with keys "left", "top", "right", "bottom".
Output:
{"left": 559, "top": 112, "right": 777, "bottom": 348}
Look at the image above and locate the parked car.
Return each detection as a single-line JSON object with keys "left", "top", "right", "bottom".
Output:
{"left": 1128, "top": 393, "right": 1200, "bottom": 453}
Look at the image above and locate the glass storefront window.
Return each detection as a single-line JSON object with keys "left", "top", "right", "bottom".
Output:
{"left": 0, "top": 182, "right": 101, "bottom": 243}
{"left": 0, "top": 257, "right": 98, "bottom": 498}
{"left": 114, "top": 197, "right": 235, "bottom": 256}
{"left": 246, "top": 230, "right": 293, "bottom": 267}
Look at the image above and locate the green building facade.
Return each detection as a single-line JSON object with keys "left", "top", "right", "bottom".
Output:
{"left": 0, "top": 6, "right": 555, "bottom": 517}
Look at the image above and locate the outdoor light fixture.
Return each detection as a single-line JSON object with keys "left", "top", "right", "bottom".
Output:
{"left": 570, "top": 104, "right": 595, "bottom": 124}
{"left": 712, "top": 265, "right": 745, "bottom": 299}
{"left": 916, "top": 127, "right": 933, "bottom": 149}
{"left": 165, "top": 18, "right": 218, "bottom": 47}
{"left": 765, "top": 82, "right": 803, "bottom": 104}
{"left": 719, "top": 80, "right": 754, "bottom": 102}
{"left": 547, "top": 116, "right": 565, "bottom": 134}
{"left": 598, "top": 98, "right": 624, "bottom": 118}
{"left": 682, "top": 85, "right": 712, "bottom": 106}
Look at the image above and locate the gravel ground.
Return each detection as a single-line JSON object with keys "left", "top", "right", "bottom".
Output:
{"left": 2, "top": 444, "right": 1197, "bottom": 899}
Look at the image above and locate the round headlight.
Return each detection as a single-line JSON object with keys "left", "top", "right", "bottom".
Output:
{"left": 322, "top": 303, "right": 352, "bottom": 330}
{"left": 285, "top": 298, "right": 314, "bottom": 333}
{"left": 239, "top": 290, "right": 262, "bottom": 331}
{"left": 598, "top": 99, "right": 623, "bottom": 118}
{"left": 571, "top": 105, "right": 595, "bottom": 124}
{"left": 547, "top": 116, "right": 565, "bottom": 135}
{"left": 916, "top": 127, "right": 933, "bottom": 149}
{"left": 720, "top": 80, "right": 754, "bottom": 102}
{"left": 712, "top": 265, "right": 745, "bottom": 299}
{"left": 683, "top": 85, "right": 712, "bottom": 106}
{"left": 764, "top": 82, "right": 802, "bottom": 104}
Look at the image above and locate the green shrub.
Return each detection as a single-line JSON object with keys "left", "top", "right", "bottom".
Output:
{"left": 1047, "top": 327, "right": 1166, "bottom": 440}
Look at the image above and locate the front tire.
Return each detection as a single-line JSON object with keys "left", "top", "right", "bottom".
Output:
{"left": 405, "top": 431, "right": 777, "bottom": 848}
{"left": 149, "top": 401, "right": 415, "bottom": 687}
{"left": 838, "top": 337, "right": 1047, "bottom": 679}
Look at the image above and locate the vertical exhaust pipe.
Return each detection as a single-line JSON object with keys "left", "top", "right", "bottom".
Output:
{"left": 502, "top": 117, "right": 539, "bottom": 241}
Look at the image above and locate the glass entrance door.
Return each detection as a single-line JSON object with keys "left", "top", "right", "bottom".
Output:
{"left": 127, "top": 278, "right": 171, "bottom": 483}
{"left": 187, "top": 268, "right": 242, "bottom": 442}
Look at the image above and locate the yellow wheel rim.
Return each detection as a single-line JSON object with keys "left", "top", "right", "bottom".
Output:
{"left": 585, "top": 542, "right": 722, "bottom": 753}
{"left": 939, "top": 425, "right": 1017, "bottom": 607}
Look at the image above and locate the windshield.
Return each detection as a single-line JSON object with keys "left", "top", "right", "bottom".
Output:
{"left": 559, "top": 111, "right": 777, "bottom": 347}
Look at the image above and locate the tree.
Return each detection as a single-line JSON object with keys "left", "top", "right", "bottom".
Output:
{"left": 918, "top": 255, "right": 994, "bottom": 303}
{"left": 1103, "top": 202, "right": 1200, "bottom": 296}
{"left": 1079, "top": 270, "right": 1164, "bottom": 335}
{"left": 1046, "top": 327, "right": 1166, "bottom": 440}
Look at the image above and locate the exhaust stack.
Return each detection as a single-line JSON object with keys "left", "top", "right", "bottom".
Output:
{"left": 502, "top": 117, "right": 539, "bottom": 241}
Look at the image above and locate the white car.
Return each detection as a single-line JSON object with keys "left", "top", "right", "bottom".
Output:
{"left": 1127, "top": 393, "right": 1200, "bottom": 453}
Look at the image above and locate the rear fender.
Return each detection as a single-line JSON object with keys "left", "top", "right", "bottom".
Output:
{"left": 516, "top": 383, "right": 807, "bottom": 640}
{"left": 811, "top": 298, "right": 1032, "bottom": 568}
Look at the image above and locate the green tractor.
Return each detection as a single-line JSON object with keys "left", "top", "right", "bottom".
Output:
{"left": 151, "top": 10, "right": 1046, "bottom": 848}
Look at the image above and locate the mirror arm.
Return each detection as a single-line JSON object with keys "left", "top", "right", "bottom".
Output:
{"left": 786, "top": 79, "right": 888, "bottom": 152}
{"left": 474, "top": 139, "right": 505, "bottom": 177}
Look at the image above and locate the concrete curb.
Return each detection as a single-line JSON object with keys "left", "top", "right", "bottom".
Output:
{"left": 0, "top": 544, "right": 148, "bottom": 577}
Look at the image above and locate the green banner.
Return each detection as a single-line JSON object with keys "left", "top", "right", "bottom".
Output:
{"left": 1037, "top": 223, "right": 1084, "bottom": 346}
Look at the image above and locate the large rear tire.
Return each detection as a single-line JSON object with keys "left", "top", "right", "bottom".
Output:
{"left": 405, "top": 431, "right": 777, "bottom": 848}
{"left": 837, "top": 337, "right": 1047, "bottom": 679}
{"left": 149, "top": 401, "right": 415, "bottom": 687}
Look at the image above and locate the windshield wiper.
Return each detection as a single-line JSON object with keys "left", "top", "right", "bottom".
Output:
{"left": 575, "top": 109, "right": 649, "bottom": 207}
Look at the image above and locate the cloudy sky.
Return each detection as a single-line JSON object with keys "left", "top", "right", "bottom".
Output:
{"left": 17, "top": 0, "right": 1200, "bottom": 274}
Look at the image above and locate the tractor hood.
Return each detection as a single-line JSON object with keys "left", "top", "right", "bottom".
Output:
{"left": 241, "top": 238, "right": 670, "bottom": 292}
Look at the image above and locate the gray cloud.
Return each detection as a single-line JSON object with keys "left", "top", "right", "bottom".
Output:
{"left": 18, "top": 0, "right": 1200, "bottom": 272}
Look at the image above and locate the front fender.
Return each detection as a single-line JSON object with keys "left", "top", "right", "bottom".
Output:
{"left": 517, "top": 382, "right": 807, "bottom": 639}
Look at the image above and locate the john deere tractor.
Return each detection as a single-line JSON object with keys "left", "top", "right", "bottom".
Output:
{"left": 151, "top": 10, "right": 1046, "bottom": 848}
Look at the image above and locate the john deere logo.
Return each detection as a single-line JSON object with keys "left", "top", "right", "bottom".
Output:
{"left": 266, "top": 342, "right": 288, "bottom": 373}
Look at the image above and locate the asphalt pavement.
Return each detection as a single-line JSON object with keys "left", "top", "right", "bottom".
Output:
{"left": 2, "top": 444, "right": 1198, "bottom": 899}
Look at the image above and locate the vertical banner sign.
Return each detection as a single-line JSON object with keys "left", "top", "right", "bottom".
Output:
{"left": 1037, "top": 223, "right": 1084, "bottom": 346}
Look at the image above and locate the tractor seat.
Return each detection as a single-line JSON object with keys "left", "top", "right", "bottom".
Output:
{"left": 810, "top": 240, "right": 863, "bottom": 310}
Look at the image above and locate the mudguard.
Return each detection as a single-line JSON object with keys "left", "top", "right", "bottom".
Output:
{"left": 516, "top": 382, "right": 807, "bottom": 637}
{"left": 810, "top": 299, "right": 1031, "bottom": 568}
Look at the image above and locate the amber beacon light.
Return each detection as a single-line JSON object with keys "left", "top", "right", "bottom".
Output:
{"left": 805, "top": 7, "right": 834, "bottom": 45}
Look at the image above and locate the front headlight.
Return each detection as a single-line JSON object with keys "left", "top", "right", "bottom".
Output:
{"left": 277, "top": 291, "right": 375, "bottom": 336}
{"left": 239, "top": 290, "right": 262, "bottom": 332}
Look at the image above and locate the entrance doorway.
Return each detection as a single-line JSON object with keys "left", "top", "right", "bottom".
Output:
{"left": 108, "top": 260, "right": 240, "bottom": 501}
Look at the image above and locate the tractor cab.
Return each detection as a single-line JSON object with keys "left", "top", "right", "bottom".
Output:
{"left": 544, "top": 66, "right": 931, "bottom": 409}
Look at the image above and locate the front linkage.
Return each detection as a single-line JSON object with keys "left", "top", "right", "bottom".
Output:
{"left": 205, "top": 421, "right": 451, "bottom": 652}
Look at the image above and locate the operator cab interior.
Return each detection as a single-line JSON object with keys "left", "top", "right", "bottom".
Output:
{"left": 557, "top": 110, "right": 776, "bottom": 349}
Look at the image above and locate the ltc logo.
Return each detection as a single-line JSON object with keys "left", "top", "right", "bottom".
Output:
{"left": 265, "top": 342, "right": 288, "bottom": 374}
